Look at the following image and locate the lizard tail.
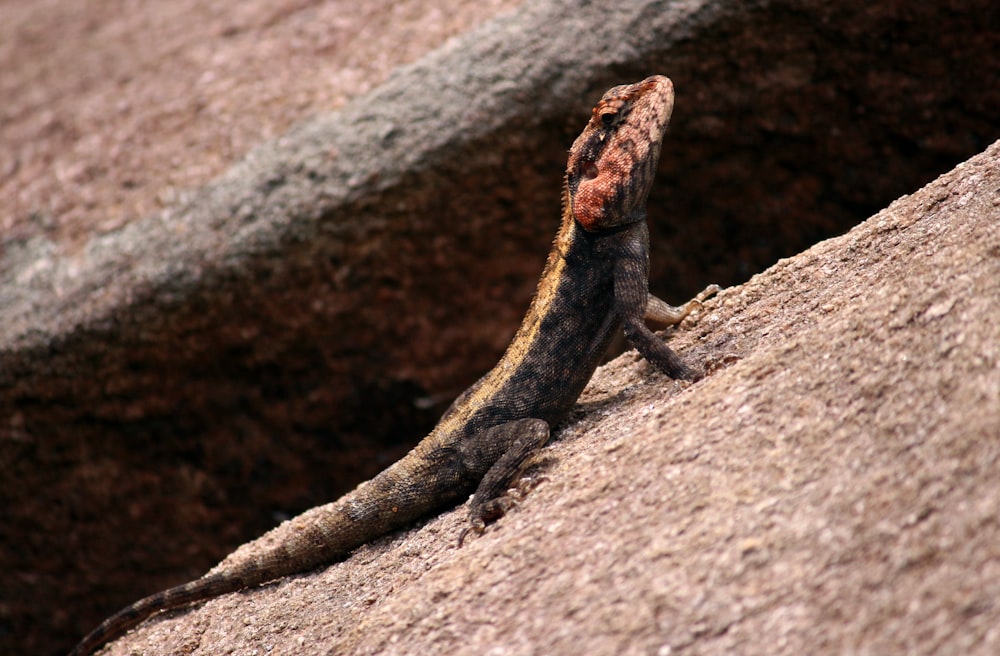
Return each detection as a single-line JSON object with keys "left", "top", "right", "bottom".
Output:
{"left": 67, "top": 506, "right": 359, "bottom": 656}
{"left": 69, "top": 441, "right": 467, "bottom": 656}
{"left": 68, "top": 572, "right": 244, "bottom": 656}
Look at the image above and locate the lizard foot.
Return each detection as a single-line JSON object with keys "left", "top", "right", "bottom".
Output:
{"left": 457, "top": 495, "right": 517, "bottom": 547}
{"left": 645, "top": 284, "right": 721, "bottom": 327}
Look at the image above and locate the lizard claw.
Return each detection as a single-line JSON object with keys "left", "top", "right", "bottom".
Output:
{"left": 457, "top": 518, "right": 485, "bottom": 548}
{"left": 695, "top": 283, "right": 722, "bottom": 303}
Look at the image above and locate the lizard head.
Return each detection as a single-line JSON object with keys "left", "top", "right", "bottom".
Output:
{"left": 565, "top": 75, "right": 674, "bottom": 232}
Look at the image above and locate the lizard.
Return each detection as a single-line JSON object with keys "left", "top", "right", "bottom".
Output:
{"left": 70, "top": 74, "right": 717, "bottom": 656}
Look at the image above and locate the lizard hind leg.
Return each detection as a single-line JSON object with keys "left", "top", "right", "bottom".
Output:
{"left": 457, "top": 418, "right": 550, "bottom": 546}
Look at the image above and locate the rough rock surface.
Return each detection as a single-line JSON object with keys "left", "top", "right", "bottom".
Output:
{"left": 101, "top": 140, "right": 1000, "bottom": 655}
{"left": 1, "top": 1, "right": 998, "bottom": 654}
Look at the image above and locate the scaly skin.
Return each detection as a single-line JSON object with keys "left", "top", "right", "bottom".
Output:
{"left": 70, "top": 75, "right": 716, "bottom": 656}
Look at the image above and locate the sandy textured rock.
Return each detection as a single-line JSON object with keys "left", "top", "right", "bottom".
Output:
{"left": 101, "top": 140, "right": 1000, "bottom": 655}
{"left": 2, "top": 1, "right": 998, "bottom": 653}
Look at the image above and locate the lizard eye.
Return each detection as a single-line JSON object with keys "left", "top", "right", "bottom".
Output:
{"left": 600, "top": 112, "right": 616, "bottom": 127}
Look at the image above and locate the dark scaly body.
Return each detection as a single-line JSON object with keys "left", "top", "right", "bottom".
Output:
{"left": 71, "top": 75, "right": 714, "bottom": 656}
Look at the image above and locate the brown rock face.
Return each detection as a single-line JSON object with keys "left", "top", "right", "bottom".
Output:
{"left": 1, "top": 1, "right": 998, "bottom": 653}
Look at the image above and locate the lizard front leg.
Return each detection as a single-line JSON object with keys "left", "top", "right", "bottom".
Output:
{"left": 457, "top": 418, "right": 550, "bottom": 545}
{"left": 614, "top": 241, "right": 702, "bottom": 380}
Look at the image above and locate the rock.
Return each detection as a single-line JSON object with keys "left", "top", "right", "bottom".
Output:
{"left": 1, "top": 0, "right": 997, "bottom": 653}
{"left": 101, "top": 139, "right": 1000, "bottom": 655}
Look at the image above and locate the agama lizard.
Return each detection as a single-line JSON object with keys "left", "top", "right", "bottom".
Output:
{"left": 70, "top": 75, "right": 716, "bottom": 656}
